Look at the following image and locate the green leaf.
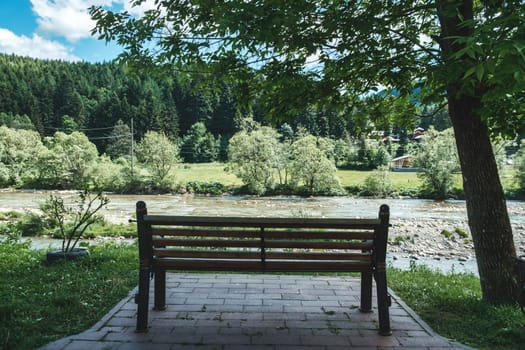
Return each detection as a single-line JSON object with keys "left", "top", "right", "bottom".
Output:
{"left": 475, "top": 64, "right": 484, "bottom": 82}
{"left": 463, "top": 66, "right": 476, "bottom": 79}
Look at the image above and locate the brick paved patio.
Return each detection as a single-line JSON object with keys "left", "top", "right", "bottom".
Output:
{"left": 39, "top": 273, "right": 472, "bottom": 350}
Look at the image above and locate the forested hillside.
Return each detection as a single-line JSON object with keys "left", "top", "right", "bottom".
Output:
{"left": 0, "top": 54, "right": 359, "bottom": 155}
{"left": 0, "top": 54, "right": 523, "bottom": 198}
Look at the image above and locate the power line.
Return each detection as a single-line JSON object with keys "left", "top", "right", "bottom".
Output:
{"left": 87, "top": 134, "right": 132, "bottom": 141}
{"left": 78, "top": 126, "right": 116, "bottom": 131}
{"left": 44, "top": 125, "right": 116, "bottom": 132}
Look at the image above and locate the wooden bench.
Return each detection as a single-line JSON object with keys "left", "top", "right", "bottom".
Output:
{"left": 134, "top": 201, "right": 392, "bottom": 335}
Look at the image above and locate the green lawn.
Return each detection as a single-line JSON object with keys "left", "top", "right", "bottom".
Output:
{"left": 389, "top": 265, "right": 525, "bottom": 350}
{"left": 174, "top": 162, "right": 425, "bottom": 189}
{"left": 175, "top": 162, "right": 242, "bottom": 186}
{"left": 337, "top": 168, "right": 422, "bottom": 188}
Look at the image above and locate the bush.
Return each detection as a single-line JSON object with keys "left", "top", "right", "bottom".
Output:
{"left": 0, "top": 211, "right": 47, "bottom": 240}
{"left": 0, "top": 222, "right": 22, "bottom": 243}
{"left": 185, "top": 181, "right": 227, "bottom": 195}
{"left": 360, "top": 166, "right": 395, "bottom": 197}
{"left": 455, "top": 227, "right": 469, "bottom": 238}
{"left": 392, "top": 235, "right": 411, "bottom": 245}
{"left": 15, "top": 212, "right": 48, "bottom": 236}
{"left": 227, "top": 127, "right": 283, "bottom": 195}
{"left": 441, "top": 229, "right": 453, "bottom": 238}
{"left": 289, "top": 134, "right": 342, "bottom": 195}
{"left": 415, "top": 128, "right": 460, "bottom": 199}
{"left": 40, "top": 190, "right": 109, "bottom": 252}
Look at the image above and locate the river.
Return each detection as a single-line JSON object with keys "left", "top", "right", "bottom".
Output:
{"left": 1, "top": 190, "right": 523, "bottom": 224}
{"left": 2, "top": 190, "right": 524, "bottom": 275}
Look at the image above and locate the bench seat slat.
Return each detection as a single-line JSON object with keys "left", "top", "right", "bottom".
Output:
{"left": 151, "top": 227, "right": 375, "bottom": 240}
{"left": 153, "top": 249, "right": 372, "bottom": 262}
{"left": 154, "top": 258, "right": 372, "bottom": 272}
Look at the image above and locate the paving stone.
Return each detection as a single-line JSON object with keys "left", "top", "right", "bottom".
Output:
{"left": 63, "top": 341, "right": 122, "bottom": 350}
{"left": 397, "top": 336, "right": 453, "bottom": 347}
{"left": 300, "top": 334, "right": 351, "bottom": 346}
{"left": 251, "top": 333, "right": 302, "bottom": 345}
{"left": 116, "top": 343, "right": 173, "bottom": 350}
{"left": 275, "top": 346, "right": 324, "bottom": 350}
{"left": 201, "top": 334, "right": 252, "bottom": 345}
{"left": 350, "top": 334, "right": 402, "bottom": 347}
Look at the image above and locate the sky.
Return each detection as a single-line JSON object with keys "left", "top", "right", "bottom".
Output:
{"left": 0, "top": 0, "right": 155, "bottom": 63}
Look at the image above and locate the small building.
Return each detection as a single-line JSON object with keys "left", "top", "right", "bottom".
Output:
{"left": 413, "top": 127, "right": 425, "bottom": 141}
{"left": 390, "top": 155, "right": 417, "bottom": 172}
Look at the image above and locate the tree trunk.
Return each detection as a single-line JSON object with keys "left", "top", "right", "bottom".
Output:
{"left": 437, "top": 0, "right": 518, "bottom": 304}
{"left": 448, "top": 94, "right": 518, "bottom": 304}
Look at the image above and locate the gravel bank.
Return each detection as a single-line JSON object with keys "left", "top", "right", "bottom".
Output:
{"left": 390, "top": 219, "right": 525, "bottom": 260}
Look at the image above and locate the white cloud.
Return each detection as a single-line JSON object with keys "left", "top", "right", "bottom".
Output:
{"left": 10, "top": 1, "right": 154, "bottom": 61}
{"left": 122, "top": 0, "right": 157, "bottom": 17}
{"left": 30, "top": 0, "right": 115, "bottom": 42}
{"left": 0, "top": 28, "right": 81, "bottom": 61}
{"left": 29, "top": 1, "right": 158, "bottom": 43}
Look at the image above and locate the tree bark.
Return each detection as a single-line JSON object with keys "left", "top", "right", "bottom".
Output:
{"left": 437, "top": 0, "right": 518, "bottom": 304}
{"left": 448, "top": 94, "right": 518, "bottom": 304}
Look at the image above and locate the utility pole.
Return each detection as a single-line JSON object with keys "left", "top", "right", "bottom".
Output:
{"left": 131, "top": 117, "right": 134, "bottom": 177}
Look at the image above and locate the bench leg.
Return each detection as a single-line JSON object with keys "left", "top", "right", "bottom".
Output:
{"left": 154, "top": 268, "right": 167, "bottom": 311}
{"left": 375, "top": 266, "right": 392, "bottom": 336}
{"left": 359, "top": 271, "right": 373, "bottom": 312}
{"left": 136, "top": 264, "right": 151, "bottom": 333}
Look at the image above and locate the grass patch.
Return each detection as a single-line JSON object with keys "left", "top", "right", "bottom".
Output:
{"left": 389, "top": 264, "right": 525, "bottom": 350}
{"left": 173, "top": 163, "right": 425, "bottom": 194}
{"left": 454, "top": 227, "right": 469, "bottom": 238}
{"left": 175, "top": 163, "right": 241, "bottom": 186}
{"left": 83, "top": 221, "right": 137, "bottom": 239}
{"left": 337, "top": 169, "right": 422, "bottom": 189}
{"left": 441, "top": 229, "right": 453, "bottom": 239}
{"left": 391, "top": 235, "right": 412, "bottom": 245}
{"left": 0, "top": 241, "right": 138, "bottom": 350}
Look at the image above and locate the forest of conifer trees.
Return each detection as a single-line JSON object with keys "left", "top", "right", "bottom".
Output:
{"left": 0, "top": 53, "right": 359, "bottom": 154}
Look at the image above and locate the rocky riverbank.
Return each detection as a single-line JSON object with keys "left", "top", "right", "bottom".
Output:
{"left": 389, "top": 218, "right": 525, "bottom": 261}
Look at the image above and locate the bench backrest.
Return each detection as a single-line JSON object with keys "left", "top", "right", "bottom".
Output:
{"left": 136, "top": 201, "right": 390, "bottom": 273}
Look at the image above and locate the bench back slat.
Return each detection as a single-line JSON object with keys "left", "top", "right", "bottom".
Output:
{"left": 144, "top": 214, "right": 379, "bottom": 229}
{"left": 152, "top": 237, "right": 373, "bottom": 250}
{"left": 151, "top": 227, "right": 375, "bottom": 240}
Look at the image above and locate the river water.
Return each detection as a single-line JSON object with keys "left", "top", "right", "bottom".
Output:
{"left": 2, "top": 190, "right": 524, "bottom": 275}
{"left": 1, "top": 190, "right": 523, "bottom": 224}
